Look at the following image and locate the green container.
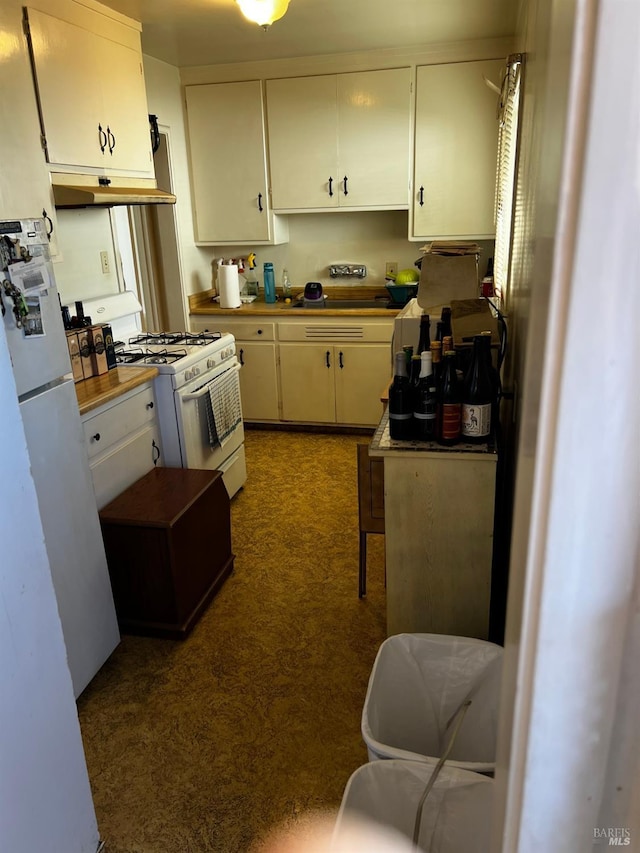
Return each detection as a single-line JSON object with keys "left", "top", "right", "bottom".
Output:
{"left": 385, "top": 283, "right": 419, "bottom": 305}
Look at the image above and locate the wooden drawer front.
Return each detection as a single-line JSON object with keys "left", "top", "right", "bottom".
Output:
{"left": 83, "top": 385, "right": 156, "bottom": 460}
{"left": 223, "top": 321, "right": 276, "bottom": 341}
{"left": 91, "top": 424, "right": 161, "bottom": 510}
{"left": 278, "top": 321, "right": 393, "bottom": 343}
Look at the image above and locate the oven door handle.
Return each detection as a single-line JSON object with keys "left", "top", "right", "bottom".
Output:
{"left": 181, "top": 363, "right": 240, "bottom": 401}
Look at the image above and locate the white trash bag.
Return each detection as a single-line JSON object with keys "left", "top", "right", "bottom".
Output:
{"left": 362, "top": 633, "right": 503, "bottom": 773}
{"left": 333, "top": 759, "right": 493, "bottom": 853}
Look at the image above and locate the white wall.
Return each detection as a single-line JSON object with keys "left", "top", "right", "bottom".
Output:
{"left": 54, "top": 208, "right": 121, "bottom": 305}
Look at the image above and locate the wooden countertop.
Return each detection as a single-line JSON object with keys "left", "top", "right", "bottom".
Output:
{"left": 75, "top": 366, "right": 159, "bottom": 417}
{"left": 188, "top": 287, "right": 402, "bottom": 317}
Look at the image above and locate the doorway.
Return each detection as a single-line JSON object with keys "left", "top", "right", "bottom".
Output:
{"left": 127, "top": 129, "right": 187, "bottom": 332}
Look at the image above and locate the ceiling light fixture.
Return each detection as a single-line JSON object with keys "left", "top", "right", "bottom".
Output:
{"left": 236, "top": 0, "right": 291, "bottom": 29}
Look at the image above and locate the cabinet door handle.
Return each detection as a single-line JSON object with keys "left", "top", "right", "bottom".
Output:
{"left": 257, "top": 328, "right": 263, "bottom": 335}
{"left": 42, "top": 209, "right": 53, "bottom": 242}
{"left": 152, "top": 439, "right": 160, "bottom": 466}
{"left": 107, "top": 126, "right": 116, "bottom": 155}
{"left": 339, "top": 350, "right": 344, "bottom": 369}
{"left": 328, "top": 176, "right": 333, "bottom": 197}
{"left": 326, "top": 350, "right": 331, "bottom": 368}
{"left": 239, "top": 347, "right": 244, "bottom": 366}
{"left": 343, "top": 175, "right": 348, "bottom": 196}
{"left": 258, "top": 192, "right": 263, "bottom": 212}
{"left": 146, "top": 401, "right": 154, "bottom": 409}
{"left": 419, "top": 185, "right": 425, "bottom": 206}
{"left": 92, "top": 433, "right": 101, "bottom": 442}
{"left": 98, "top": 124, "right": 107, "bottom": 153}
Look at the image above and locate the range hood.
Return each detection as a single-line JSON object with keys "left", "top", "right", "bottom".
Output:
{"left": 52, "top": 182, "right": 176, "bottom": 208}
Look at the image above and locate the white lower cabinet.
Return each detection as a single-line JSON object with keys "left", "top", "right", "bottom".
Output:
{"left": 191, "top": 316, "right": 280, "bottom": 422}
{"left": 190, "top": 313, "right": 393, "bottom": 427}
{"left": 279, "top": 343, "right": 391, "bottom": 426}
{"left": 81, "top": 382, "right": 162, "bottom": 509}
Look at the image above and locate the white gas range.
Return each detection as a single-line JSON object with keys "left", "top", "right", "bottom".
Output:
{"left": 82, "top": 293, "right": 247, "bottom": 498}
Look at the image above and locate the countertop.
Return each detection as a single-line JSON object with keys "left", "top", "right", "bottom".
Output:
{"left": 188, "top": 287, "right": 402, "bottom": 317}
{"left": 75, "top": 366, "right": 159, "bottom": 417}
{"left": 370, "top": 410, "right": 497, "bottom": 458}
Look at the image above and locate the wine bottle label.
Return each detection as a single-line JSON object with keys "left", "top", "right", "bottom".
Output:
{"left": 441, "top": 403, "right": 461, "bottom": 439}
{"left": 461, "top": 403, "right": 491, "bottom": 437}
{"left": 389, "top": 412, "right": 412, "bottom": 420}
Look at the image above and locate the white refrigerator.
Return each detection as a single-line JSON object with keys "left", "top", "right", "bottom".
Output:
{"left": 1, "top": 217, "right": 119, "bottom": 698}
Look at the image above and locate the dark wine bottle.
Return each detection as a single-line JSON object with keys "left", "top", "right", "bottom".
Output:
{"left": 416, "top": 314, "right": 431, "bottom": 354}
{"left": 430, "top": 341, "right": 442, "bottom": 386}
{"left": 413, "top": 351, "right": 437, "bottom": 441}
{"left": 402, "top": 345, "right": 414, "bottom": 373}
{"left": 388, "top": 351, "right": 414, "bottom": 441}
{"left": 461, "top": 335, "right": 494, "bottom": 443}
{"left": 440, "top": 306, "right": 452, "bottom": 340}
{"left": 438, "top": 350, "right": 462, "bottom": 446}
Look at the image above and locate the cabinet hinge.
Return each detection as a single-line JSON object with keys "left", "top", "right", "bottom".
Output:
{"left": 40, "top": 133, "right": 48, "bottom": 153}
{"left": 22, "top": 16, "right": 30, "bottom": 38}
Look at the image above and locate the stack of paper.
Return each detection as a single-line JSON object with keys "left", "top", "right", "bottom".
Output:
{"left": 419, "top": 241, "right": 482, "bottom": 256}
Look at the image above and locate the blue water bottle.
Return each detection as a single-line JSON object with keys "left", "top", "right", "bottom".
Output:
{"left": 263, "top": 262, "right": 276, "bottom": 303}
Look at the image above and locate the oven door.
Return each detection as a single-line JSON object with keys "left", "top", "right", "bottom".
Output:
{"left": 175, "top": 359, "right": 245, "bottom": 474}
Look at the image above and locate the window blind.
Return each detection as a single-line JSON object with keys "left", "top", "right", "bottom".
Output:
{"left": 494, "top": 55, "right": 523, "bottom": 306}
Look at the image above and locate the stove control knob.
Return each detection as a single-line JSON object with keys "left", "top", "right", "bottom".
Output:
{"left": 207, "top": 358, "right": 215, "bottom": 369}
{"left": 184, "top": 369, "right": 193, "bottom": 381}
{"left": 193, "top": 366, "right": 200, "bottom": 376}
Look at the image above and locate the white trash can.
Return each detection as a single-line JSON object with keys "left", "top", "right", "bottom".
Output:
{"left": 333, "top": 759, "right": 493, "bottom": 853}
{"left": 361, "top": 633, "right": 503, "bottom": 773}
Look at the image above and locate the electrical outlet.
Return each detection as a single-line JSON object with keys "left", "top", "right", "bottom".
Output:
{"left": 385, "top": 262, "right": 398, "bottom": 279}
{"left": 100, "top": 250, "right": 110, "bottom": 274}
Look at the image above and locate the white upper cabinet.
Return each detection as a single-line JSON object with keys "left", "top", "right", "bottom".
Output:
{"left": 25, "top": 6, "right": 153, "bottom": 178}
{"left": 412, "top": 59, "right": 503, "bottom": 240}
{"left": 185, "top": 80, "right": 287, "bottom": 245}
{"left": 266, "top": 68, "right": 411, "bottom": 212}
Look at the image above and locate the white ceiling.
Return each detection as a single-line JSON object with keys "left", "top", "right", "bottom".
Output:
{"left": 98, "top": 0, "right": 518, "bottom": 68}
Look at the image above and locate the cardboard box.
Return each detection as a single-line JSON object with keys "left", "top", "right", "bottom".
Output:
{"left": 65, "top": 331, "right": 84, "bottom": 383}
{"left": 450, "top": 299, "right": 500, "bottom": 347}
{"left": 88, "top": 325, "right": 109, "bottom": 375}
{"left": 76, "top": 328, "right": 94, "bottom": 379}
{"left": 417, "top": 254, "right": 479, "bottom": 309}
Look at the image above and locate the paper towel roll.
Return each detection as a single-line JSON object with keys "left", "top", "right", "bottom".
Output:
{"left": 218, "top": 264, "right": 241, "bottom": 309}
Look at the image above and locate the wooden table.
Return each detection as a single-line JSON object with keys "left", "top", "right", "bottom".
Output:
{"left": 369, "top": 412, "right": 497, "bottom": 639}
{"left": 99, "top": 467, "right": 233, "bottom": 638}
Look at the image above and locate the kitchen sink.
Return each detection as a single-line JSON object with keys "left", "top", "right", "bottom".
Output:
{"left": 292, "top": 299, "right": 391, "bottom": 309}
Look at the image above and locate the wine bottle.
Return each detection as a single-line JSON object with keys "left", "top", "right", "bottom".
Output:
{"left": 438, "top": 350, "right": 462, "bottom": 446}
{"left": 388, "top": 351, "right": 414, "bottom": 441}
{"left": 440, "top": 306, "right": 452, "bottom": 340}
{"left": 402, "top": 345, "right": 414, "bottom": 373}
{"left": 461, "top": 335, "right": 494, "bottom": 443}
{"left": 430, "top": 341, "right": 442, "bottom": 386}
{"left": 413, "top": 351, "right": 437, "bottom": 441}
{"left": 416, "top": 314, "right": 431, "bottom": 354}
{"left": 409, "top": 353, "right": 422, "bottom": 394}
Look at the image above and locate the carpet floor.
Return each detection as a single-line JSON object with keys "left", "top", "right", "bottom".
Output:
{"left": 77, "top": 429, "right": 387, "bottom": 853}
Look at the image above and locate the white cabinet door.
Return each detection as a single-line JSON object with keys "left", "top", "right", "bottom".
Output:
{"left": 337, "top": 69, "right": 411, "bottom": 209}
{"left": 25, "top": 7, "right": 153, "bottom": 178}
{"left": 334, "top": 343, "right": 391, "bottom": 426}
{"left": 267, "top": 70, "right": 411, "bottom": 212}
{"left": 186, "top": 81, "right": 274, "bottom": 242}
{"left": 27, "top": 9, "right": 105, "bottom": 169}
{"left": 266, "top": 75, "right": 338, "bottom": 210}
{"left": 279, "top": 343, "right": 335, "bottom": 423}
{"left": 412, "top": 60, "right": 503, "bottom": 239}
{"left": 237, "top": 341, "right": 280, "bottom": 421}
{"left": 98, "top": 35, "right": 153, "bottom": 175}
